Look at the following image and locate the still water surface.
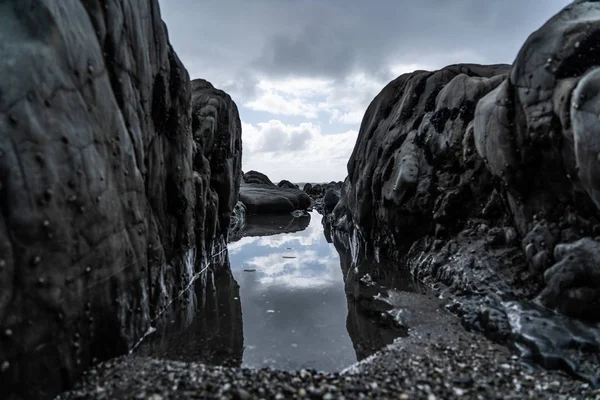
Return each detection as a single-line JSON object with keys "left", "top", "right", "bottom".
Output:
{"left": 228, "top": 211, "right": 357, "bottom": 371}
{"left": 138, "top": 210, "right": 410, "bottom": 371}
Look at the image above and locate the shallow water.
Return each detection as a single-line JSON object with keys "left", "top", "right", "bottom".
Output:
{"left": 136, "top": 211, "right": 415, "bottom": 371}
{"left": 229, "top": 211, "right": 361, "bottom": 371}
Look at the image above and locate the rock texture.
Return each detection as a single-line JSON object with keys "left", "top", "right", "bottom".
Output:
{"left": 277, "top": 180, "right": 299, "bottom": 190}
{"left": 0, "top": 2, "right": 241, "bottom": 399}
{"left": 329, "top": 0, "right": 600, "bottom": 380}
{"left": 473, "top": 0, "right": 600, "bottom": 319}
{"left": 303, "top": 181, "right": 343, "bottom": 214}
{"left": 239, "top": 171, "right": 311, "bottom": 215}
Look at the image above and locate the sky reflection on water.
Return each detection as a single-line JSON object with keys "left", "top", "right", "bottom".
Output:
{"left": 228, "top": 211, "right": 358, "bottom": 371}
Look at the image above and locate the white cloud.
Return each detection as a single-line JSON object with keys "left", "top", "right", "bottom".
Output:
{"left": 242, "top": 120, "right": 320, "bottom": 153}
{"left": 389, "top": 63, "right": 432, "bottom": 77}
{"left": 228, "top": 218, "right": 324, "bottom": 254}
{"left": 317, "top": 72, "right": 398, "bottom": 125}
{"left": 256, "top": 77, "right": 334, "bottom": 98}
{"left": 243, "top": 74, "right": 389, "bottom": 124}
{"left": 245, "top": 91, "right": 321, "bottom": 118}
{"left": 242, "top": 120, "right": 358, "bottom": 182}
{"left": 243, "top": 250, "right": 342, "bottom": 289}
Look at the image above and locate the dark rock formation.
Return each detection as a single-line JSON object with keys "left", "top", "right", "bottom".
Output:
{"left": 304, "top": 181, "right": 343, "bottom": 198}
{"left": 191, "top": 79, "right": 243, "bottom": 250}
{"left": 323, "top": 189, "right": 341, "bottom": 215}
{"left": 303, "top": 181, "right": 344, "bottom": 215}
{"left": 472, "top": 0, "right": 600, "bottom": 319}
{"left": 329, "top": 0, "right": 600, "bottom": 380}
{"left": 243, "top": 170, "right": 274, "bottom": 186}
{"left": 277, "top": 180, "right": 299, "bottom": 189}
{"left": 239, "top": 171, "right": 311, "bottom": 215}
{"left": 330, "top": 63, "right": 509, "bottom": 246}
{"left": 0, "top": 2, "right": 241, "bottom": 399}
{"left": 229, "top": 201, "right": 247, "bottom": 238}
{"left": 239, "top": 184, "right": 312, "bottom": 215}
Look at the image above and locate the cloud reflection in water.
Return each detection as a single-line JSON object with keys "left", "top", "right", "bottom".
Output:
{"left": 228, "top": 211, "right": 357, "bottom": 371}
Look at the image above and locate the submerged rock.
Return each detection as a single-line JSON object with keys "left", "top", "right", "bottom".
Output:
{"left": 0, "top": 2, "right": 241, "bottom": 399}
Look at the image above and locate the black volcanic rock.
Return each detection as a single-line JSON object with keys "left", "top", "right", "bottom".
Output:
{"left": 329, "top": 0, "right": 600, "bottom": 375}
{"left": 302, "top": 181, "right": 344, "bottom": 215}
{"left": 239, "top": 184, "right": 311, "bottom": 215}
{"left": 277, "top": 179, "right": 299, "bottom": 189}
{"left": 323, "top": 188, "right": 340, "bottom": 214}
{"left": 0, "top": 2, "right": 241, "bottom": 399}
{"left": 191, "top": 79, "right": 243, "bottom": 250}
{"left": 243, "top": 170, "right": 275, "bottom": 186}
{"left": 473, "top": 1, "right": 600, "bottom": 317}
{"left": 239, "top": 171, "right": 311, "bottom": 215}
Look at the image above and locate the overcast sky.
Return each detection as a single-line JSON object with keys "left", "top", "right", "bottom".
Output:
{"left": 158, "top": 0, "right": 571, "bottom": 183}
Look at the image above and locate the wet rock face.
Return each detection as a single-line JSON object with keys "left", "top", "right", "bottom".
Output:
{"left": 332, "top": 2, "right": 600, "bottom": 323}
{"left": 0, "top": 2, "right": 241, "bottom": 399}
{"left": 472, "top": 0, "right": 600, "bottom": 318}
{"left": 332, "top": 63, "right": 510, "bottom": 250}
{"left": 191, "top": 79, "right": 243, "bottom": 250}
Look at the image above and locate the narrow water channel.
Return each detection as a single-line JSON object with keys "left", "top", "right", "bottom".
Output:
{"left": 228, "top": 211, "right": 357, "bottom": 371}
{"left": 137, "top": 211, "right": 417, "bottom": 371}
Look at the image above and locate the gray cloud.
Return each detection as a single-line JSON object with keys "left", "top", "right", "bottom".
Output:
{"left": 159, "top": 0, "right": 572, "bottom": 87}
{"left": 158, "top": 0, "right": 573, "bottom": 181}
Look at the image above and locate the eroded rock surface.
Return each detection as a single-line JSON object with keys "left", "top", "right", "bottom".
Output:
{"left": 304, "top": 181, "right": 343, "bottom": 214}
{"left": 329, "top": 0, "right": 600, "bottom": 380}
{"left": 0, "top": 2, "right": 241, "bottom": 398}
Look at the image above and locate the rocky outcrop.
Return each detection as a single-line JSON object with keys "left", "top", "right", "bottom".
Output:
{"left": 239, "top": 171, "right": 311, "bottom": 215}
{"left": 303, "top": 181, "right": 344, "bottom": 215}
{"left": 323, "top": 189, "right": 341, "bottom": 215}
{"left": 330, "top": 63, "right": 509, "bottom": 244}
{"left": 303, "top": 181, "right": 343, "bottom": 198}
{"left": 191, "top": 79, "right": 243, "bottom": 250}
{"left": 329, "top": 0, "right": 600, "bottom": 380}
{"left": 277, "top": 180, "right": 299, "bottom": 189}
{"left": 0, "top": 2, "right": 241, "bottom": 399}
{"left": 243, "top": 170, "right": 274, "bottom": 186}
{"left": 473, "top": 0, "right": 600, "bottom": 319}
